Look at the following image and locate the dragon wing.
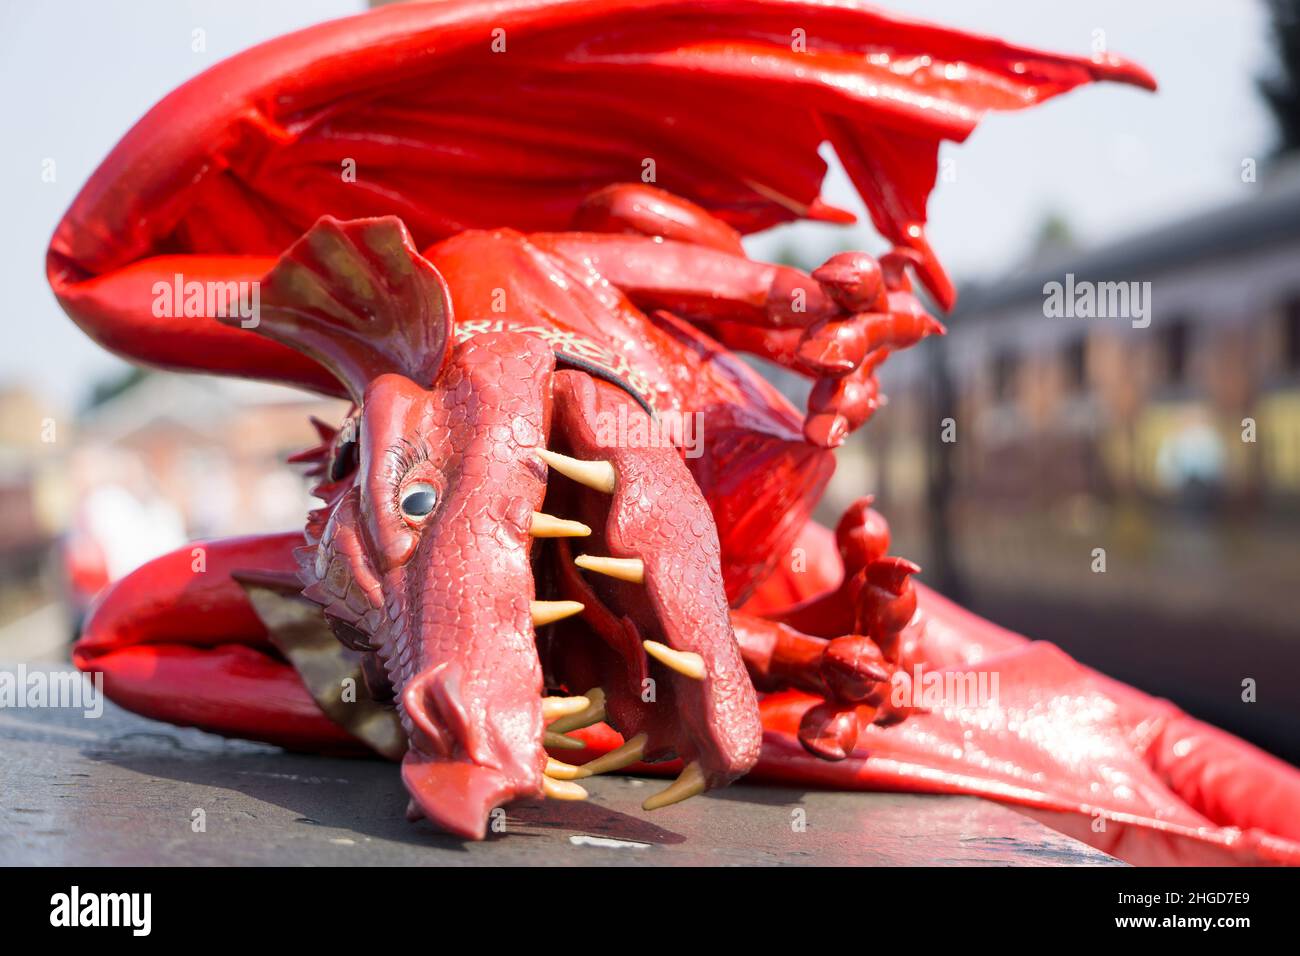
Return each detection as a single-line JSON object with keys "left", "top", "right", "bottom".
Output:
{"left": 48, "top": 0, "right": 1153, "bottom": 390}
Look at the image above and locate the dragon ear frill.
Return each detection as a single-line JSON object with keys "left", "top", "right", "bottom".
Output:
{"left": 231, "top": 216, "right": 454, "bottom": 405}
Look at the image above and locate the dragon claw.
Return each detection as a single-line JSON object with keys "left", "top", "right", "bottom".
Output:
{"left": 803, "top": 411, "right": 852, "bottom": 448}
{"left": 795, "top": 318, "right": 870, "bottom": 376}
{"left": 811, "top": 252, "right": 886, "bottom": 313}
{"left": 821, "top": 635, "right": 892, "bottom": 703}
{"left": 797, "top": 702, "right": 866, "bottom": 762}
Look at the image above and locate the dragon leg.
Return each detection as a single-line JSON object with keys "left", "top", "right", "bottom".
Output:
{"left": 738, "top": 503, "right": 1300, "bottom": 864}
{"left": 532, "top": 193, "right": 943, "bottom": 448}
{"left": 730, "top": 612, "right": 895, "bottom": 760}
{"left": 567, "top": 183, "right": 751, "bottom": 255}
{"left": 726, "top": 498, "right": 923, "bottom": 757}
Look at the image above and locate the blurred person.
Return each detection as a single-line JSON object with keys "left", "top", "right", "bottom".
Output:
{"left": 62, "top": 449, "right": 184, "bottom": 628}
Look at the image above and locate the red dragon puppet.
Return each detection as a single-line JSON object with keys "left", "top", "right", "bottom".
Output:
{"left": 48, "top": 0, "right": 1300, "bottom": 864}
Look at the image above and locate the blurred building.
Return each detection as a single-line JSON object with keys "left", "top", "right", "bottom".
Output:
{"left": 0, "top": 371, "right": 346, "bottom": 652}
{"left": 849, "top": 163, "right": 1300, "bottom": 759}
{"left": 62, "top": 374, "right": 348, "bottom": 595}
{"left": 0, "top": 386, "right": 65, "bottom": 624}
{"left": 74, "top": 374, "right": 346, "bottom": 538}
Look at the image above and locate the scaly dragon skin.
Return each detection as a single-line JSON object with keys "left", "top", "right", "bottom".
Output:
{"left": 48, "top": 1, "right": 1300, "bottom": 863}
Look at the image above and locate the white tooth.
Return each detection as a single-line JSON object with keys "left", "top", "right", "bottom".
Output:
{"left": 643, "top": 640, "right": 706, "bottom": 680}
{"left": 545, "top": 757, "right": 584, "bottom": 781}
{"left": 547, "top": 687, "right": 606, "bottom": 735}
{"left": 574, "top": 554, "right": 645, "bottom": 584}
{"left": 542, "top": 775, "right": 588, "bottom": 801}
{"left": 531, "top": 600, "right": 584, "bottom": 626}
{"left": 545, "top": 731, "right": 587, "bottom": 751}
{"left": 530, "top": 512, "right": 592, "bottom": 538}
{"left": 642, "top": 761, "right": 707, "bottom": 811}
{"left": 536, "top": 449, "right": 617, "bottom": 494}
{"left": 542, "top": 695, "right": 590, "bottom": 722}
{"left": 574, "top": 733, "right": 648, "bottom": 779}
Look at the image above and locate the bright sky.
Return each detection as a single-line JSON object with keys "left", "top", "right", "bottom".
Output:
{"left": 0, "top": 1, "right": 1278, "bottom": 407}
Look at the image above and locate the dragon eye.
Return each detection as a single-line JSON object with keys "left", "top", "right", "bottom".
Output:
{"left": 400, "top": 482, "right": 438, "bottom": 519}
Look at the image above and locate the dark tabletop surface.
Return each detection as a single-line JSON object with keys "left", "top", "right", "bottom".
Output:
{"left": 0, "top": 664, "right": 1120, "bottom": 866}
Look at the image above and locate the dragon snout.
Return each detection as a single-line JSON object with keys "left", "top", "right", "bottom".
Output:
{"left": 397, "top": 655, "right": 546, "bottom": 839}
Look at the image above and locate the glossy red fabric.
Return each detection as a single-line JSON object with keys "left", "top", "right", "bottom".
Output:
{"left": 48, "top": 0, "right": 1155, "bottom": 370}
{"left": 753, "top": 587, "right": 1300, "bottom": 867}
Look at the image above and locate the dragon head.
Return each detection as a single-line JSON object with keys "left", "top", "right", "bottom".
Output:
{"left": 248, "top": 216, "right": 760, "bottom": 838}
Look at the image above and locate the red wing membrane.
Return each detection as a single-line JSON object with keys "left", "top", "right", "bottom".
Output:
{"left": 49, "top": 0, "right": 1155, "bottom": 356}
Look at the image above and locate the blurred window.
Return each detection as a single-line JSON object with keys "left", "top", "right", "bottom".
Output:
{"left": 1063, "top": 338, "right": 1087, "bottom": 394}
{"left": 1161, "top": 319, "right": 1191, "bottom": 386}
{"left": 992, "top": 351, "right": 1018, "bottom": 402}
{"left": 1284, "top": 295, "right": 1300, "bottom": 373}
